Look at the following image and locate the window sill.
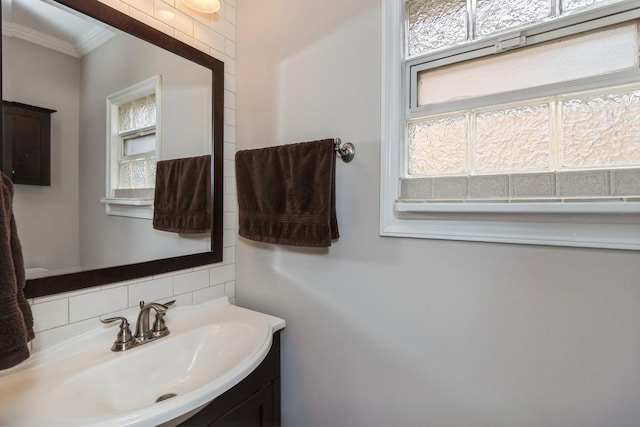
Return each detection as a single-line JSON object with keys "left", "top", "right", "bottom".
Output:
{"left": 100, "top": 197, "right": 153, "bottom": 219}
{"left": 100, "top": 197, "right": 153, "bottom": 206}
{"left": 395, "top": 200, "right": 640, "bottom": 214}
{"left": 382, "top": 201, "right": 640, "bottom": 251}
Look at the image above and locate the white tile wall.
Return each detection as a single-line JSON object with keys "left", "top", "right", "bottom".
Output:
{"left": 30, "top": 298, "right": 68, "bottom": 333}
{"left": 30, "top": 264, "right": 237, "bottom": 352}
{"left": 174, "top": 269, "right": 210, "bottom": 294}
{"left": 27, "top": 0, "right": 237, "bottom": 352}
{"left": 70, "top": 286, "right": 128, "bottom": 323}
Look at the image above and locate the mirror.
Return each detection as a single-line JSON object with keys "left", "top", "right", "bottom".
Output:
{"left": 1, "top": 0, "right": 224, "bottom": 298}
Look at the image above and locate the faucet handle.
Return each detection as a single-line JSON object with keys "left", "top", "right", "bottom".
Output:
{"left": 151, "top": 301, "right": 175, "bottom": 338}
{"left": 101, "top": 316, "right": 134, "bottom": 352}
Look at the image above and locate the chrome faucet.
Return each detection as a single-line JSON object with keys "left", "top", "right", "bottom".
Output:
{"left": 101, "top": 299, "right": 175, "bottom": 352}
{"left": 135, "top": 300, "right": 174, "bottom": 341}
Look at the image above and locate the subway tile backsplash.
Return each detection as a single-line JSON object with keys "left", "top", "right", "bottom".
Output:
{"left": 174, "top": 269, "right": 210, "bottom": 294}
{"left": 29, "top": 265, "right": 236, "bottom": 352}
{"left": 128, "top": 277, "right": 174, "bottom": 307}
{"left": 69, "top": 286, "right": 128, "bottom": 323}
{"left": 30, "top": 298, "right": 68, "bottom": 333}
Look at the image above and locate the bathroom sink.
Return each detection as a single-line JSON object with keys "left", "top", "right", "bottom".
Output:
{"left": 0, "top": 297, "right": 285, "bottom": 427}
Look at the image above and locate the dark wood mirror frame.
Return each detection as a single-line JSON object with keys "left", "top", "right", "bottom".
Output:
{"left": 1, "top": 0, "right": 224, "bottom": 299}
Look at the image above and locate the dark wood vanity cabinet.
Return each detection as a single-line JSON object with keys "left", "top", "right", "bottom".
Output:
{"left": 2, "top": 101, "right": 55, "bottom": 186}
{"left": 179, "top": 331, "right": 282, "bottom": 427}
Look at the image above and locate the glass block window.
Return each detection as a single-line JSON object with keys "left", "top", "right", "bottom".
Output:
{"left": 560, "top": 88, "right": 640, "bottom": 169}
{"left": 406, "top": 0, "right": 626, "bottom": 58}
{"left": 475, "top": 0, "right": 551, "bottom": 38}
{"left": 105, "top": 75, "right": 161, "bottom": 210}
{"left": 407, "top": 84, "right": 640, "bottom": 181}
{"left": 407, "top": 115, "right": 467, "bottom": 175}
{"left": 402, "top": 0, "right": 640, "bottom": 203}
{"left": 118, "top": 95, "right": 156, "bottom": 133}
{"left": 475, "top": 104, "right": 551, "bottom": 173}
{"left": 406, "top": 0, "right": 468, "bottom": 56}
{"left": 381, "top": 0, "right": 640, "bottom": 249}
{"left": 563, "top": 0, "right": 610, "bottom": 12}
{"left": 117, "top": 95, "right": 157, "bottom": 190}
{"left": 119, "top": 134, "right": 156, "bottom": 189}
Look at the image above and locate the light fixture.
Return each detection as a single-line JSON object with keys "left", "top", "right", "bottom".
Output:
{"left": 181, "top": 0, "right": 221, "bottom": 14}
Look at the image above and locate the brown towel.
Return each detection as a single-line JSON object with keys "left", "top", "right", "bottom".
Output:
{"left": 0, "top": 172, "right": 34, "bottom": 371}
{"left": 153, "top": 155, "right": 211, "bottom": 233}
{"left": 235, "top": 139, "right": 339, "bottom": 247}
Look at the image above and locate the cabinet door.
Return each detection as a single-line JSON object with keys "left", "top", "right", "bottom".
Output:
{"left": 12, "top": 109, "right": 50, "bottom": 185}
{"left": 2, "top": 102, "right": 54, "bottom": 186}
{"left": 212, "top": 382, "right": 275, "bottom": 427}
{"left": 178, "top": 332, "right": 281, "bottom": 427}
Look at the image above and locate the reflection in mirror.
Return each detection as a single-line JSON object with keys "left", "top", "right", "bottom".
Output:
{"left": 1, "top": 0, "right": 224, "bottom": 298}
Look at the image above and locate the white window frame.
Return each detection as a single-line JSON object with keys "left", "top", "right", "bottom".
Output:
{"left": 381, "top": 0, "right": 640, "bottom": 250}
{"left": 101, "top": 75, "right": 162, "bottom": 219}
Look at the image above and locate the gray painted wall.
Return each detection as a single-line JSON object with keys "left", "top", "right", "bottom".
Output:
{"left": 235, "top": 1, "right": 640, "bottom": 426}
{"left": 2, "top": 36, "right": 80, "bottom": 271}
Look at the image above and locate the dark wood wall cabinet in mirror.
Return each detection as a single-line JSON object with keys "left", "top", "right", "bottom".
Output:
{"left": 2, "top": 101, "right": 55, "bottom": 186}
{"left": 1, "top": 0, "right": 225, "bottom": 299}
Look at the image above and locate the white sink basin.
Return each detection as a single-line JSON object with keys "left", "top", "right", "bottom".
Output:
{"left": 0, "top": 297, "right": 285, "bottom": 427}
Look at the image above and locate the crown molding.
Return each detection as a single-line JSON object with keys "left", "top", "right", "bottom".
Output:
{"left": 2, "top": 19, "right": 114, "bottom": 57}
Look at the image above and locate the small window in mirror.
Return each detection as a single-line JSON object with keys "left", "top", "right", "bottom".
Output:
{"left": 101, "top": 75, "right": 161, "bottom": 219}
{"left": 123, "top": 133, "right": 155, "bottom": 157}
{"left": 119, "top": 134, "right": 156, "bottom": 190}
